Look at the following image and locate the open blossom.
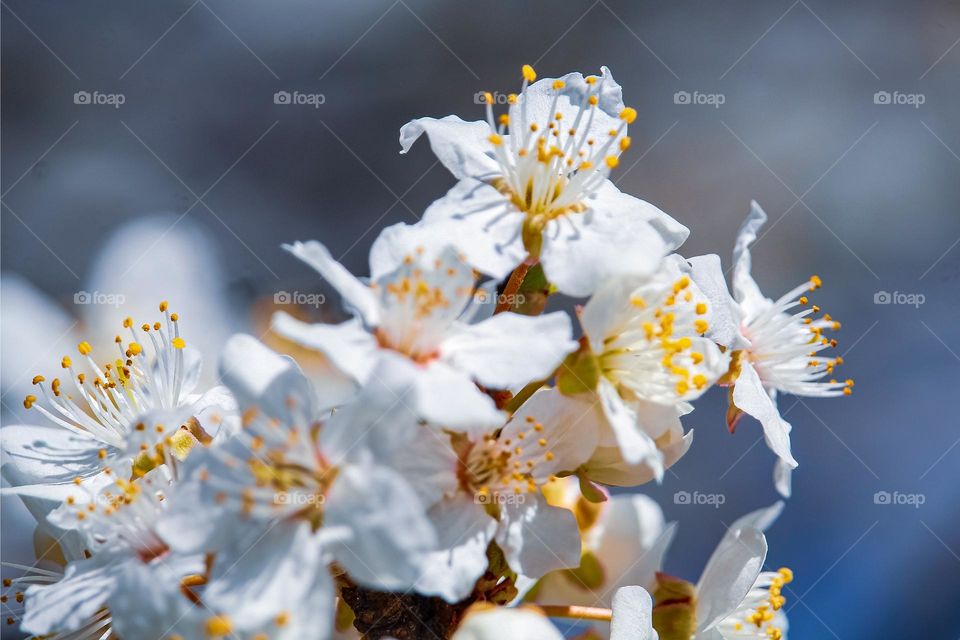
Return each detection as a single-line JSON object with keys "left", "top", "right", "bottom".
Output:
{"left": 272, "top": 227, "right": 576, "bottom": 430}
{"left": 158, "top": 335, "right": 437, "bottom": 636}
{"left": 549, "top": 255, "right": 730, "bottom": 481}
{"left": 400, "top": 65, "right": 688, "bottom": 296}
{"left": 1, "top": 304, "right": 233, "bottom": 535}
{"left": 724, "top": 202, "right": 853, "bottom": 493}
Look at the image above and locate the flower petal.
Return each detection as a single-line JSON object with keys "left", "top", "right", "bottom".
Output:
{"left": 686, "top": 253, "right": 749, "bottom": 350}
{"left": 271, "top": 311, "right": 378, "bottom": 386}
{"left": 610, "top": 585, "right": 656, "bottom": 640}
{"left": 414, "top": 496, "right": 498, "bottom": 603}
{"left": 421, "top": 178, "right": 527, "bottom": 281}
{"left": 284, "top": 240, "right": 380, "bottom": 323}
{"left": 496, "top": 493, "right": 581, "bottom": 580}
{"left": 399, "top": 115, "right": 500, "bottom": 180}
{"left": 452, "top": 606, "right": 563, "bottom": 640}
{"left": 21, "top": 553, "right": 120, "bottom": 635}
{"left": 597, "top": 379, "right": 662, "bottom": 471}
{"left": 695, "top": 526, "right": 767, "bottom": 633}
{"left": 731, "top": 201, "right": 771, "bottom": 313}
{"left": 442, "top": 312, "right": 576, "bottom": 390}
{"left": 732, "top": 361, "right": 798, "bottom": 468}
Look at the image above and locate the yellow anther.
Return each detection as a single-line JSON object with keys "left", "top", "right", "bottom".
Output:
{"left": 61, "top": 356, "right": 72, "bottom": 368}
{"left": 552, "top": 79, "right": 566, "bottom": 90}
{"left": 588, "top": 95, "right": 599, "bottom": 106}
{"left": 799, "top": 296, "right": 808, "bottom": 305}
{"left": 694, "top": 319, "right": 709, "bottom": 334}
{"left": 676, "top": 380, "right": 690, "bottom": 395}
{"left": 204, "top": 615, "right": 232, "bottom": 637}
{"left": 23, "top": 395, "right": 36, "bottom": 409}
{"left": 170, "top": 313, "right": 179, "bottom": 322}
{"left": 619, "top": 136, "right": 631, "bottom": 151}
{"left": 78, "top": 341, "right": 93, "bottom": 356}
{"left": 159, "top": 301, "right": 169, "bottom": 312}
{"left": 522, "top": 64, "right": 537, "bottom": 82}
{"left": 123, "top": 317, "right": 133, "bottom": 328}
{"left": 605, "top": 156, "right": 619, "bottom": 169}
{"left": 809, "top": 275, "right": 822, "bottom": 290}
{"left": 127, "top": 342, "right": 143, "bottom": 356}
{"left": 172, "top": 337, "right": 186, "bottom": 349}
{"left": 778, "top": 567, "right": 794, "bottom": 583}
{"left": 691, "top": 352, "right": 704, "bottom": 364}
{"left": 32, "top": 375, "right": 45, "bottom": 385}
{"left": 673, "top": 276, "right": 690, "bottom": 293}
{"left": 630, "top": 295, "right": 647, "bottom": 308}
{"left": 498, "top": 114, "right": 510, "bottom": 126}
{"left": 585, "top": 75, "right": 597, "bottom": 85}
{"left": 488, "top": 133, "right": 503, "bottom": 146}
{"left": 693, "top": 374, "right": 708, "bottom": 389}
{"left": 619, "top": 107, "right": 638, "bottom": 124}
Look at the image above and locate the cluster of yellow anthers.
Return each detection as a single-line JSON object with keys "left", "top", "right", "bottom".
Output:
{"left": 172, "top": 610, "right": 290, "bottom": 640}
{"left": 459, "top": 415, "right": 557, "bottom": 502}
{"left": 22, "top": 302, "right": 192, "bottom": 475}
{"left": 800, "top": 276, "right": 853, "bottom": 395}
{"left": 481, "top": 64, "right": 637, "bottom": 224}
{"left": 732, "top": 567, "right": 793, "bottom": 640}
{"left": 599, "top": 275, "right": 712, "bottom": 399}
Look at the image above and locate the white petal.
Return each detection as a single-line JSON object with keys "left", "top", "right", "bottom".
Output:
{"left": 408, "top": 360, "right": 506, "bottom": 432}
{"left": 496, "top": 493, "right": 580, "bottom": 579}
{"left": 326, "top": 462, "right": 437, "bottom": 591}
{"left": 581, "top": 427, "right": 692, "bottom": 487}
{"left": 774, "top": 458, "right": 793, "bottom": 498}
{"left": 540, "top": 184, "right": 668, "bottom": 297}
{"left": 598, "top": 379, "right": 662, "bottom": 471}
{"left": 421, "top": 178, "right": 527, "bottom": 280}
{"left": 369, "top": 221, "right": 447, "bottom": 281}
{"left": 610, "top": 585, "right": 656, "bottom": 640}
{"left": 728, "top": 501, "right": 785, "bottom": 535}
{"left": 442, "top": 312, "right": 576, "bottom": 389}
{"left": 1, "top": 424, "right": 107, "bottom": 487}
{"left": 578, "top": 276, "right": 639, "bottom": 352}
{"left": 399, "top": 115, "right": 500, "bottom": 180}
{"left": 594, "top": 496, "right": 675, "bottom": 598}
{"left": 284, "top": 240, "right": 380, "bottom": 323}
{"left": 732, "top": 361, "right": 798, "bottom": 468}
{"left": 502, "top": 388, "right": 599, "bottom": 478}
{"left": 219, "top": 334, "right": 317, "bottom": 422}
{"left": 271, "top": 311, "right": 378, "bottom": 385}
{"left": 205, "top": 520, "right": 332, "bottom": 628}
{"left": 414, "top": 497, "right": 498, "bottom": 602}
{"left": 731, "top": 201, "right": 771, "bottom": 312}
{"left": 686, "top": 253, "right": 749, "bottom": 350}
{"left": 21, "top": 553, "right": 119, "bottom": 635}
{"left": 695, "top": 527, "right": 767, "bottom": 633}
{"left": 452, "top": 606, "right": 563, "bottom": 640}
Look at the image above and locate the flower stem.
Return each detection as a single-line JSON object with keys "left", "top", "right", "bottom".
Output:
{"left": 538, "top": 604, "right": 613, "bottom": 622}
{"left": 494, "top": 262, "right": 531, "bottom": 314}
{"left": 502, "top": 378, "right": 547, "bottom": 413}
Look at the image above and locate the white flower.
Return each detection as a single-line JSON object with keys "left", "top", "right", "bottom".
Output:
{"left": 272, "top": 229, "right": 576, "bottom": 430}
{"left": 2, "top": 304, "right": 232, "bottom": 511}
{"left": 532, "top": 477, "right": 676, "bottom": 609}
{"left": 158, "top": 334, "right": 437, "bottom": 618}
{"left": 551, "top": 256, "right": 729, "bottom": 479}
{"left": 725, "top": 202, "right": 853, "bottom": 487}
{"left": 333, "top": 365, "right": 597, "bottom": 603}
{"left": 399, "top": 65, "right": 688, "bottom": 297}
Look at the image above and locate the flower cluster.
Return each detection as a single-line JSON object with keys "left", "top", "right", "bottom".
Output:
{"left": 2, "top": 65, "right": 850, "bottom": 640}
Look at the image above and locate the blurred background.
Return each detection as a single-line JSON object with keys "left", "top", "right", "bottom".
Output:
{"left": 2, "top": 0, "right": 959, "bottom": 636}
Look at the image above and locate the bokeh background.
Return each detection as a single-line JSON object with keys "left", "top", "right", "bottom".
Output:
{"left": 3, "top": 1, "right": 959, "bottom": 637}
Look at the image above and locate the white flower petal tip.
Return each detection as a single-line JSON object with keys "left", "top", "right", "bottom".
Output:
{"left": 283, "top": 240, "right": 379, "bottom": 323}
{"left": 452, "top": 605, "right": 564, "bottom": 640}
{"left": 611, "top": 586, "right": 657, "bottom": 640}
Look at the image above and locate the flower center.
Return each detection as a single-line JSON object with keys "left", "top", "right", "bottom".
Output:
{"left": 480, "top": 65, "right": 637, "bottom": 255}
{"left": 724, "top": 567, "right": 793, "bottom": 639}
